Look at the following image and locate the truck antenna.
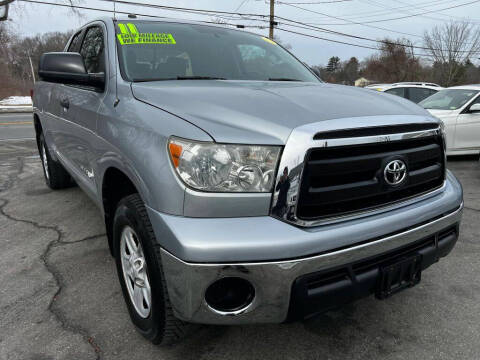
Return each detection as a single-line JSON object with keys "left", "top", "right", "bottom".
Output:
{"left": 113, "top": 0, "right": 119, "bottom": 107}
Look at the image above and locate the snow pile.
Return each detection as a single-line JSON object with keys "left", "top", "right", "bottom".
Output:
{"left": 0, "top": 96, "right": 33, "bottom": 106}
{"left": 0, "top": 96, "right": 33, "bottom": 112}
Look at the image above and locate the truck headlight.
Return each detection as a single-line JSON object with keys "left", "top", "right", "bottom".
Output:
{"left": 168, "top": 137, "right": 281, "bottom": 192}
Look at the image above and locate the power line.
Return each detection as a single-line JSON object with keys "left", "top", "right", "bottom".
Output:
{"left": 277, "top": 27, "right": 378, "bottom": 50}
{"left": 299, "top": 0, "right": 463, "bottom": 22}
{"left": 280, "top": 0, "right": 479, "bottom": 39}
{"left": 359, "top": 0, "right": 479, "bottom": 23}
{"left": 284, "top": 0, "right": 480, "bottom": 25}
{"left": 16, "top": 0, "right": 479, "bottom": 57}
{"left": 16, "top": 0, "right": 267, "bottom": 28}
{"left": 126, "top": 0, "right": 427, "bottom": 44}
{"left": 99, "top": 0, "right": 479, "bottom": 53}
{"left": 279, "top": 3, "right": 426, "bottom": 38}
{"left": 277, "top": 0, "right": 352, "bottom": 4}
{"left": 234, "top": 0, "right": 249, "bottom": 12}
{"left": 276, "top": 18, "right": 480, "bottom": 53}
{"left": 310, "top": 21, "right": 424, "bottom": 39}
{"left": 276, "top": 26, "right": 434, "bottom": 57}
{"left": 277, "top": 16, "right": 420, "bottom": 49}
{"left": 97, "top": 0, "right": 268, "bottom": 18}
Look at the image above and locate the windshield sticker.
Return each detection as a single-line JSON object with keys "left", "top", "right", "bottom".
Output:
{"left": 262, "top": 37, "right": 277, "bottom": 45}
{"left": 117, "top": 23, "right": 176, "bottom": 45}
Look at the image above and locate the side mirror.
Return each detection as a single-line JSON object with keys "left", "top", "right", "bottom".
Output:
{"left": 469, "top": 103, "right": 480, "bottom": 113}
{"left": 38, "top": 52, "right": 104, "bottom": 90}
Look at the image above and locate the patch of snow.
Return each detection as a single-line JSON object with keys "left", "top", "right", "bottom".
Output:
{"left": 0, "top": 96, "right": 32, "bottom": 106}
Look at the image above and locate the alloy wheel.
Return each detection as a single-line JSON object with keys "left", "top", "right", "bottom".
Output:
{"left": 120, "top": 226, "right": 152, "bottom": 318}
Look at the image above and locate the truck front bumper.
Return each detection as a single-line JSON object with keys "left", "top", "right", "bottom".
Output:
{"left": 160, "top": 204, "right": 462, "bottom": 324}
{"left": 147, "top": 171, "right": 463, "bottom": 324}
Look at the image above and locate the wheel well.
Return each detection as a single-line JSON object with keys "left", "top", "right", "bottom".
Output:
{"left": 33, "top": 114, "right": 42, "bottom": 150}
{"left": 102, "top": 167, "right": 138, "bottom": 256}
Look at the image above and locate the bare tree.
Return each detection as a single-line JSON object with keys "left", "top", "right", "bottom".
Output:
{"left": 362, "top": 38, "right": 421, "bottom": 83}
{"left": 7, "top": 0, "right": 84, "bottom": 22}
{"left": 423, "top": 21, "right": 480, "bottom": 86}
{"left": 0, "top": 25, "right": 72, "bottom": 97}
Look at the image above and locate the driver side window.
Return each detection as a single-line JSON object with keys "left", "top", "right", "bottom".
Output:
{"left": 79, "top": 26, "right": 105, "bottom": 74}
{"left": 67, "top": 31, "right": 83, "bottom": 52}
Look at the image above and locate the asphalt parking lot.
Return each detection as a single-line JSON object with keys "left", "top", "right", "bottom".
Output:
{"left": 0, "top": 136, "right": 479, "bottom": 359}
{"left": 0, "top": 113, "right": 35, "bottom": 140}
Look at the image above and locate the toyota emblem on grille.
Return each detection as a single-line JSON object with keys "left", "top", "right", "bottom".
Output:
{"left": 384, "top": 159, "right": 407, "bottom": 186}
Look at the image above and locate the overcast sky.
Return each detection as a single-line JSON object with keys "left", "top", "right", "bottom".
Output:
{"left": 6, "top": 0, "right": 480, "bottom": 66}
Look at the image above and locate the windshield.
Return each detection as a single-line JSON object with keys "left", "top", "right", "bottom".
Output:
{"left": 419, "top": 89, "right": 479, "bottom": 110}
{"left": 115, "top": 21, "right": 319, "bottom": 82}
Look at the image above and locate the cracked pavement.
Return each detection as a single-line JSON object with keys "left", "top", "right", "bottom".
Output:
{"left": 0, "top": 139, "right": 479, "bottom": 360}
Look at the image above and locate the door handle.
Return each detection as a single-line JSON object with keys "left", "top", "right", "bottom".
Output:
{"left": 60, "top": 97, "right": 70, "bottom": 109}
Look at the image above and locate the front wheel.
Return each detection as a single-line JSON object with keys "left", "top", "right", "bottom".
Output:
{"left": 113, "top": 194, "right": 190, "bottom": 345}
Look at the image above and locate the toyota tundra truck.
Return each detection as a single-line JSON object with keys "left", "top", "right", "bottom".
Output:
{"left": 33, "top": 17, "right": 463, "bottom": 345}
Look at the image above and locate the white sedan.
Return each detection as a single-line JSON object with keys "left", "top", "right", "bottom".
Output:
{"left": 419, "top": 85, "right": 480, "bottom": 156}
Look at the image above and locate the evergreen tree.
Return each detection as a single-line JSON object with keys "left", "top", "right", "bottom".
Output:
{"left": 326, "top": 56, "right": 340, "bottom": 72}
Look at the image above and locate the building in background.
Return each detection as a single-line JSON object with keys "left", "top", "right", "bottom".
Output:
{"left": 355, "top": 77, "right": 374, "bottom": 87}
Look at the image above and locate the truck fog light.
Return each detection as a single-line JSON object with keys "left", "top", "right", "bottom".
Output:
{"left": 205, "top": 277, "right": 255, "bottom": 314}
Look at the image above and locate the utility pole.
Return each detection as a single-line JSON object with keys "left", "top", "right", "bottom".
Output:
{"left": 0, "top": 0, "right": 14, "bottom": 21}
{"left": 28, "top": 55, "right": 36, "bottom": 83}
{"left": 269, "top": 0, "right": 274, "bottom": 40}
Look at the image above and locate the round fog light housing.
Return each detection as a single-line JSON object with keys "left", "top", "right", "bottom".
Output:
{"left": 205, "top": 277, "right": 255, "bottom": 314}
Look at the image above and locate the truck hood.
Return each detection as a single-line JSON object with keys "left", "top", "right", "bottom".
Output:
{"left": 132, "top": 80, "right": 434, "bottom": 144}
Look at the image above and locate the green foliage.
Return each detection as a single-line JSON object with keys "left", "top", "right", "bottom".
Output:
{"left": 313, "top": 56, "right": 360, "bottom": 85}
{"left": 326, "top": 56, "right": 340, "bottom": 72}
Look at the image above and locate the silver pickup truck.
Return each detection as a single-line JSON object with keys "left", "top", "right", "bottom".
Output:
{"left": 33, "top": 17, "right": 463, "bottom": 345}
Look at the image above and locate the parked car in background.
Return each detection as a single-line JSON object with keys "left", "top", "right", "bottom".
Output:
{"left": 420, "top": 85, "right": 480, "bottom": 156}
{"left": 364, "top": 83, "right": 391, "bottom": 91}
{"left": 379, "top": 82, "right": 443, "bottom": 104}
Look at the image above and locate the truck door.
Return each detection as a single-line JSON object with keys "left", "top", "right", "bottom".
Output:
{"left": 47, "top": 30, "right": 84, "bottom": 160}
{"left": 455, "top": 95, "right": 480, "bottom": 152}
{"left": 56, "top": 23, "right": 107, "bottom": 198}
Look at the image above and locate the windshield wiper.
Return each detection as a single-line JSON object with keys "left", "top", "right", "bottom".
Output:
{"left": 132, "top": 78, "right": 173, "bottom": 82}
{"left": 268, "top": 78, "right": 303, "bottom": 81}
{"left": 176, "top": 76, "right": 226, "bottom": 80}
{"left": 132, "top": 76, "right": 226, "bottom": 82}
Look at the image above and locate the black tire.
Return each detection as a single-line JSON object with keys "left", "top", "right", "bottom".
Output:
{"left": 113, "top": 194, "right": 190, "bottom": 345}
{"left": 38, "top": 133, "right": 72, "bottom": 189}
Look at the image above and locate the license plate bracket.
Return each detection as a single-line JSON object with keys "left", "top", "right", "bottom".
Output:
{"left": 376, "top": 254, "right": 422, "bottom": 300}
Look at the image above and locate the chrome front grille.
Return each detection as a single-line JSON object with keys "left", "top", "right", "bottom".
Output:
{"left": 270, "top": 118, "right": 445, "bottom": 227}
{"left": 296, "top": 136, "right": 445, "bottom": 220}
